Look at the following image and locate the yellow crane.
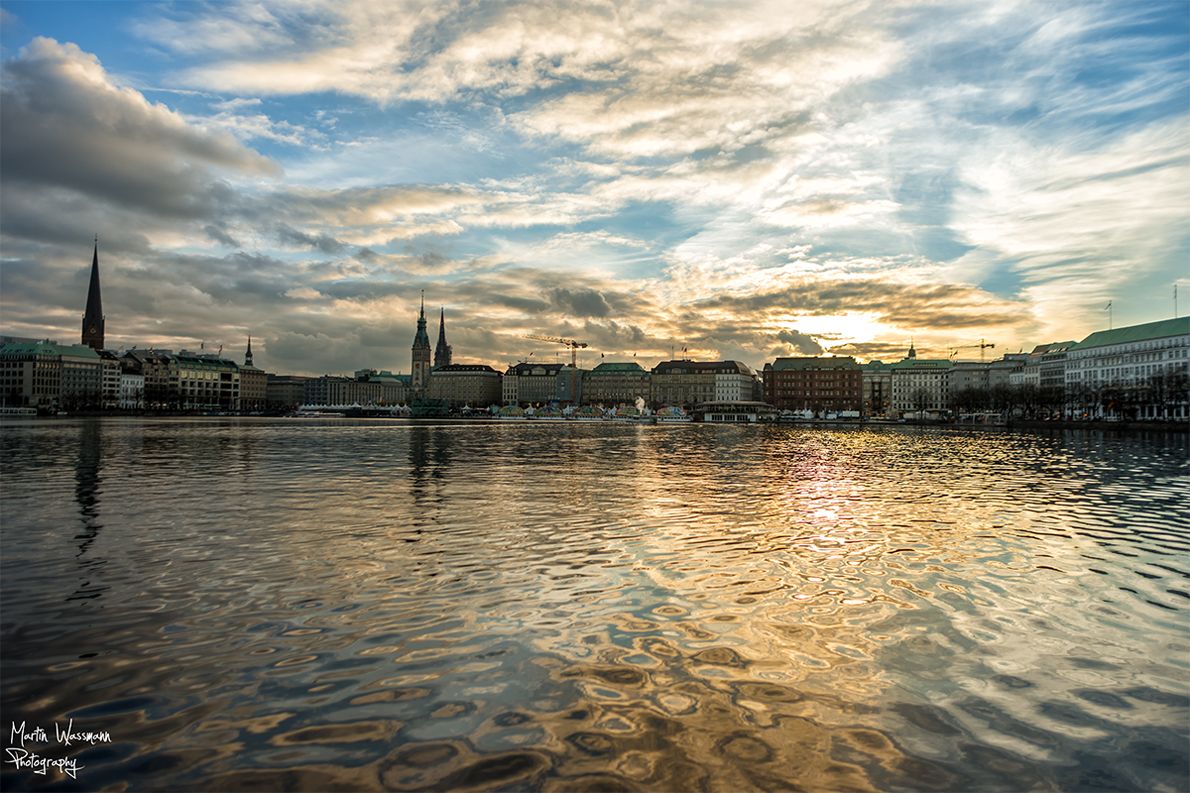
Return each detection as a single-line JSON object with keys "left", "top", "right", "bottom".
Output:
{"left": 523, "top": 334, "right": 589, "bottom": 367}
{"left": 950, "top": 339, "right": 995, "bottom": 363}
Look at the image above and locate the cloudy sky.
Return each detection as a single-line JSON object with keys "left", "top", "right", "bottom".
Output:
{"left": 1, "top": 1, "right": 1186, "bottom": 375}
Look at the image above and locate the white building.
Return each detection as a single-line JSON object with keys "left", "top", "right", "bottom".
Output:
{"left": 714, "top": 363, "right": 757, "bottom": 403}
{"left": 1065, "top": 317, "right": 1190, "bottom": 419}
{"left": 119, "top": 372, "right": 145, "bottom": 410}
{"left": 890, "top": 346, "right": 952, "bottom": 414}
{"left": 502, "top": 362, "right": 564, "bottom": 406}
{"left": 1008, "top": 342, "right": 1076, "bottom": 389}
{"left": 99, "top": 350, "right": 121, "bottom": 409}
{"left": 650, "top": 361, "right": 754, "bottom": 408}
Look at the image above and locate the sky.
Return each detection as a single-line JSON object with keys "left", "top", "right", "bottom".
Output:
{"left": 0, "top": 0, "right": 1186, "bottom": 376}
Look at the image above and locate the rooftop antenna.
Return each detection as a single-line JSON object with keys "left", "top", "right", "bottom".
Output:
{"left": 1175, "top": 284, "right": 1179, "bottom": 318}
{"left": 1105, "top": 300, "right": 1113, "bottom": 330}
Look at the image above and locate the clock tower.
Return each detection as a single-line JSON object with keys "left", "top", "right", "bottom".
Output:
{"left": 411, "top": 292, "right": 431, "bottom": 394}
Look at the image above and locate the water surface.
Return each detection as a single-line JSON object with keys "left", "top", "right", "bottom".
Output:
{"left": 2, "top": 419, "right": 1187, "bottom": 791}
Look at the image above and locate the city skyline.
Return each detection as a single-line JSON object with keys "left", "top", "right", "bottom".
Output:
{"left": 1, "top": 1, "right": 1187, "bottom": 377}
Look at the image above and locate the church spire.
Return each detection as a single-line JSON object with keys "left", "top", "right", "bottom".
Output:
{"left": 81, "top": 235, "right": 105, "bottom": 350}
{"left": 245, "top": 335, "right": 254, "bottom": 367}
{"left": 434, "top": 306, "right": 452, "bottom": 369}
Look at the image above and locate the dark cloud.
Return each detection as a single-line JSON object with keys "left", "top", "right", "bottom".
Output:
{"left": 775, "top": 328, "right": 823, "bottom": 355}
{"left": 884, "top": 309, "right": 1018, "bottom": 329}
{"left": 204, "top": 223, "right": 241, "bottom": 248}
{"left": 548, "top": 287, "right": 612, "bottom": 318}
{"left": 276, "top": 223, "right": 346, "bottom": 254}
{"left": 0, "top": 38, "right": 276, "bottom": 221}
{"left": 413, "top": 252, "right": 452, "bottom": 271}
{"left": 827, "top": 341, "right": 918, "bottom": 361}
{"left": 698, "top": 277, "right": 1026, "bottom": 331}
{"left": 0, "top": 187, "right": 156, "bottom": 253}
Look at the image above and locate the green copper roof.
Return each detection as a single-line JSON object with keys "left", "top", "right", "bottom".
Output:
{"left": 0, "top": 340, "right": 101, "bottom": 359}
{"left": 889, "top": 358, "right": 953, "bottom": 370}
{"left": 369, "top": 374, "right": 410, "bottom": 384}
{"left": 1070, "top": 317, "right": 1189, "bottom": 350}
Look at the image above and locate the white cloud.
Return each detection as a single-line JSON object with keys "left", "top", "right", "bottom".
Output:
{"left": 951, "top": 118, "right": 1190, "bottom": 339}
{"left": 284, "top": 286, "right": 322, "bottom": 300}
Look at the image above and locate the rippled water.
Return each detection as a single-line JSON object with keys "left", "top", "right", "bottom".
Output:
{"left": 1, "top": 418, "right": 1188, "bottom": 791}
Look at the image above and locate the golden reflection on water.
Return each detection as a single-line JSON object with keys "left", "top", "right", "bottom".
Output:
{"left": 1, "top": 419, "right": 1187, "bottom": 791}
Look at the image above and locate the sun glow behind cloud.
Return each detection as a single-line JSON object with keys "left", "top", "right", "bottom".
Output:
{"left": 0, "top": 0, "right": 1185, "bottom": 375}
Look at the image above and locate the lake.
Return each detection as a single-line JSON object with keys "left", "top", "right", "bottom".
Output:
{"left": 1, "top": 418, "right": 1187, "bottom": 791}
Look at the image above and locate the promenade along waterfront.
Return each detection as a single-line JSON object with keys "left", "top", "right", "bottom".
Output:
{"left": 1, "top": 418, "right": 1187, "bottom": 791}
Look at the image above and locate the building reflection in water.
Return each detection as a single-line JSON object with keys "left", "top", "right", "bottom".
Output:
{"left": 407, "top": 424, "right": 454, "bottom": 529}
{"left": 69, "top": 419, "right": 108, "bottom": 601}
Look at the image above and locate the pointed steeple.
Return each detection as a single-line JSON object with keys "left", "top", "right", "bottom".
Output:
{"left": 434, "top": 306, "right": 452, "bottom": 369}
{"left": 413, "top": 291, "right": 430, "bottom": 348}
{"left": 245, "top": 335, "right": 254, "bottom": 367}
{"left": 81, "top": 235, "right": 105, "bottom": 350}
{"left": 411, "top": 290, "right": 432, "bottom": 392}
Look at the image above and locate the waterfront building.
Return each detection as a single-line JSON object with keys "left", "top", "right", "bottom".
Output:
{"left": 98, "top": 349, "right": 121, "bottom": 409}
{"left": 411, "top": 294, "right": 432, "bottom": 394}
{"left": 428, "top": 363, "right": 502, "bottom": 407}
{"left": 81, "top": 239, "right": 105, "bottom": 351}
{"left": 352, "top": 369, "right": 410, "bottom": 405}
{"left": 555, "top": 365, "right": 585, "bottom": 406}
{"left": 861, "top": 361, "right": 893, "bottom": 417}
{"left": 173, "top": 351, "right": 240, "bottom": 411}
{"left": 434, "top": 308, "right": 452, "bottom": 369}
{"left": 302, "top": 372, "right": 405, "bottom": 407}
{"left": 1065, "top": 317, "right": 1190, "bottom": 419}
{"left": 503, "top": 362, "right": 565, "bottom": 405}
{"left": 1009, "top": 357, "right": 1039, "bottom": 387}
{"left": 582, "top": 361, "right": 650, "bottom": 405}
{"left": 119, "top": 371, "right": 144, "bottom": 410}
{"left": 890, "top": 344, "right": 953, "bottom": 414}
{"left": 715, "top": 362, "right": 759, "bottom": 403}
{"left": 122, "top": 349, "right": 178, "bottom": 409}
{"left": 0, "top": 339, "right": 103, "bottom": 409}
{"left": 238, "top": 337, "right": 268, "bottom": 411}
{"left": 365, "top": 369, "right": 410, "bottom": 404}
{"left": 949, "top": 361, "right": 989, "bottom": 394}
{"left": 303, "top": 375, "right": 355, "bottom": 406}
{"left": 700, "top": 401, "right": 777, "bottom": 423}
{"left": 650, "top": 360, "right": 754, "bottom": 409}
{"left": 988, "top": 353, "right": 1029, "bottom": 388}
{"left": 762, "top": 356, "right": 862, "bottom": 414}
{"left": 267, "top": 374, "right": 310, "bottom": 411}
{"left": 1008, "top": 342, "right": 1074, "bottom": 389}
{"left": 1037, "top": 342, "right": 1075, "bottom": 390}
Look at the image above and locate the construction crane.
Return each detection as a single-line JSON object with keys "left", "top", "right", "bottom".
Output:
{"left": 524, "top": 334, "right": 588, "bottom": 367}
{"left": 950, "top": 338, "right": 996, "bottom": 363}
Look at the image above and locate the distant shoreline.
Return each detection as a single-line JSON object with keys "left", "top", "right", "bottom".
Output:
{"left": 3, "top": 414, "right": 1186, "bottom": 433}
